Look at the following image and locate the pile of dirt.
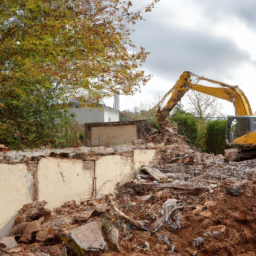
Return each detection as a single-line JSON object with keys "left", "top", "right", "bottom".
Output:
{"left": 1, "top": 127, "right": 256, "bottom": 255}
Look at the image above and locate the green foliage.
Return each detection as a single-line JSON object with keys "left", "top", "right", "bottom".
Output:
{"left": 0, "top": 105, "right": 81, "bottom": 149}
{"left": 195, "top": 118, "right": 207, "bottom": 151}
{"left": 0, "top": 0, "right": 159, "bottom": 149}
{"left": 149, "top": 117, "right": 161, "bottom": 131}
{"left": 205, "top": 120, "right": 227, "bottom": 155}
{"left": 171, "top": 111, "right": 198, "bottom": 144}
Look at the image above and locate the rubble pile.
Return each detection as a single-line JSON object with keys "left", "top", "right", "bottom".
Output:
{"left": 2, "top": 127, "right": 256, "bottom": 255}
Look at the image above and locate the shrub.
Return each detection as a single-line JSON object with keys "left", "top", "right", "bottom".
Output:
{"left": 170, "top": 112, "right": 198, "bottom": 144}
{"left": 205, "top": 120, "right": 227, "bottom": 155}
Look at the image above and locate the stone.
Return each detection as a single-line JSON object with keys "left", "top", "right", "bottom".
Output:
{"left": 155, "top": 232, "right": 171, "bottom": 245}
{"left": 6, "top": 246, "right": 23, "bottom": 253}
{"left": 36, "top": 215, "right": 74, "bottom": 242}
{"left": 108, "top": 227, "right": 120, "bottom": 251}
{"left": 11, "top": 218, "right": 44, "bottom": 243}
{"left": 226, "top": 186, "right": 243, "bottom": 196}
{"left": 192, "top": 237, "right": 204, "bottom": 247}
{"left": 0, "top": 236, "right": 18, "bottom": 250}
{"left": 138, "top": 194, "right": 152, "bottom": 201}
{"left": 69, "top": 222, "right": 107, "bottom": 252}
{"left": 204, "top": 225, "right": 226, "bottom": 238}
{"left": 18, "top": 201, "right": 51, "bottom": 222}
{"left": 186, "top": 247, "right": 197, "bottom": 256}
{"left": 199, "top": 210, "right": 212, "bottom": 218}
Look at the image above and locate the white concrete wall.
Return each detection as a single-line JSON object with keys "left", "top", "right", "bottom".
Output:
{"left": 95, "top": 155, "right": 134, "bottom": 196}
{"left": 0, "top": 164, "right": 32, "bottom": 238}
{"left": 0, "top": 148, "right": 156, "bottom": 238}
{"left": 134, "top": 149, "right": 156, "bottom": 171}
{"left": 38, "top": 158, "right": 93, "bottom": 209}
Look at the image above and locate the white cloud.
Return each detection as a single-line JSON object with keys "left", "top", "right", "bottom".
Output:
{"left": 105, "top": 0, "right": 256, "bottom": 114}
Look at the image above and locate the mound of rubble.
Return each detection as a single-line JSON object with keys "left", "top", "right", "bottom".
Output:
{"left": 2, "top": 126, "right": 256, "bottom": 256}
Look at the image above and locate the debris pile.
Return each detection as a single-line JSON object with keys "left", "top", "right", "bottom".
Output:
{"left": 2, "top": 127, "right": 256, "bottom": 255}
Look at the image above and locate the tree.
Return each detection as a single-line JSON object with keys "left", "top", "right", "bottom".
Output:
{"left": 185, "top": 90, "right": 223, "bottom": 118}
{"left": 0, "top": 0, "right": 159, "bottom": 148}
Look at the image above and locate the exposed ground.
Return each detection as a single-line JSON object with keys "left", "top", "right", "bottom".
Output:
{"left": 1, "top": 126, "right": 256, "bottom": 256}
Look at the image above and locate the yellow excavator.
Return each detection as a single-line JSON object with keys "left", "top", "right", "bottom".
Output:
{"left": 156, "top": 71, "right": 256, "bottom": 161}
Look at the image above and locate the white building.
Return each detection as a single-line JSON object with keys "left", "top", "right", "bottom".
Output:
{"left": 68, "top": 106, "right": 119, "bottom": 123}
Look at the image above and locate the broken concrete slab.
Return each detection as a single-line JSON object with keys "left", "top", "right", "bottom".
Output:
{"left": 68, "top": 222, "right": 107, "bottom": 252}
{"left": 36, "top": 215, "right": 74, "bottom": 242}
{"left": 141, "top": 165, "right": 167, "bottom": 180}
{"left": 11, "top": 217, "right": 44, "bottom": 243}
{"left": 0, "top": 236, "right": 18, "bottom": 250}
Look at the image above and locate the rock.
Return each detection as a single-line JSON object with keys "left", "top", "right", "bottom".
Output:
{"left": 11, "top": 217, "right": 44, "bottom": 243}
{"left": 6, "top": 246, "right": 23, "bottom": 253}
{"left": 62, "top": 222, "right": 107, "bottom": 254}
{"left": 138, "top": 193, "right": 152, "bottom": 201}
{"left": 186, "top": 247, "right": 197, "bottom": 256}
{"left": 138, "top": 179, "right": 147, "bottom": 183}
{"left": 192, "top": 237, "right": 204, "bottom": 247}
{"left": 16, "top": 201, "right": 51, "bottom": 223}
{"left": 74, "top": 210, "right": 94, "bottom": 222}
{"left": 142, "top": 241, "right": 150, "bottom": 251}
{"left": 155, "top": 232, "right": 171, "bottom": 245}
{"left": 226, "top": 186, "right": 243, "bottom": 196}
{"left": 108, "top": 227, "right": 120, "bottom": 251}
{"left": 36, "top": 215, "right": 74, "bottom": 242}
{"left": 199, "top": 210, "right": 212, "bottom": 218}
{"left": 204, "top": 225, "right": 226, "bottom": 238}
{"left": 0, "top": 236, "right": 18, "bottom": 250}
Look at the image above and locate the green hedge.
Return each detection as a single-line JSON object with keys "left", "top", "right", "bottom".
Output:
{"left": 205, "top": 120, "right": 227, "bottom": 155}
{"left": 171, "top": 112, "right": 198, "bottom": 144}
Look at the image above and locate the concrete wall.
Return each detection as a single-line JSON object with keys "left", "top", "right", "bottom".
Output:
{"left": 0, "top": 164, "right": 32, "bottom": 238}
{"left": 38, "top": 158, "right": 93, "bottom": 209}
{"left": 96, "top": 155, "right": 134, "bottom": 196}
{"left": 91, "top": 125, "right": 137, "bottom": 147}
{"left": 68, "top": 106, "right": 119, "bottom": 123}
{"left": 84, "top": 120, "right": 150, "bottom": 147}
{"left": 0, "top": 146, "right": 156, "bottom": 238}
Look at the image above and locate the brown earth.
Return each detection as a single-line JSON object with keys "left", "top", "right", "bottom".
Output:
{"left": 1, "top": 126, "right": 256, "bottom": 256}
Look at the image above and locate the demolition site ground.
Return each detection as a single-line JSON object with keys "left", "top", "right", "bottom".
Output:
{"left": 1, "top": 125, "right": 256, "bottom": 256}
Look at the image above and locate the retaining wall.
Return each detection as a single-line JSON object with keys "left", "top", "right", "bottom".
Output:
{"left": 0, "top": 145, "right": 156, "bottom": 238}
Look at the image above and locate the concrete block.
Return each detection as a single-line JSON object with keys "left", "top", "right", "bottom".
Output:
{"left": 96, "top": 155, "right": 134, "bottom": 196}
{"left": 38, "top": 158, "right": 93, "bottom": 209}
{"left": 0, "top": 164, "right": 32, "bottom": 238}
{"left": 134, "top": 149, "right": 156, "bottom": 171}
{"left": 91, "top": 125, "right": 137, "bottom": 147}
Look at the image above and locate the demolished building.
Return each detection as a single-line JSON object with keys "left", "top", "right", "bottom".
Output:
{"left": 1, "top": 124, "right": 256, "bottom": 255}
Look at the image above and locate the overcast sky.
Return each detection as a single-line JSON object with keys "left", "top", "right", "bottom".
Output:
{"left": 105, "top": 0, "right": 256, "bottom": 115}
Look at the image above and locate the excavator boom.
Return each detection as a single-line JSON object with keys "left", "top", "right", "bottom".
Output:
{"left": 157, "top": 71, "right": 252, "bottom": 126}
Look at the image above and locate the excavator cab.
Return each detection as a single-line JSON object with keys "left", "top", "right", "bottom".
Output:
{"left": 226, "top": 116, "right": 256, "bottom": 143}
{"left": 225, "top": 116, "right": 256, "bottom": 161}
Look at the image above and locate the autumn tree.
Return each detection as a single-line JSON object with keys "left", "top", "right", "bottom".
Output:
{"left": 0, "top": 0, "right": 159, "bottom": 148}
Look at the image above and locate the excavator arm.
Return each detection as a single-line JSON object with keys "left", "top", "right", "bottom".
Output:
{"left": 156, "top": 71, "right": 252, "bottom": 126}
